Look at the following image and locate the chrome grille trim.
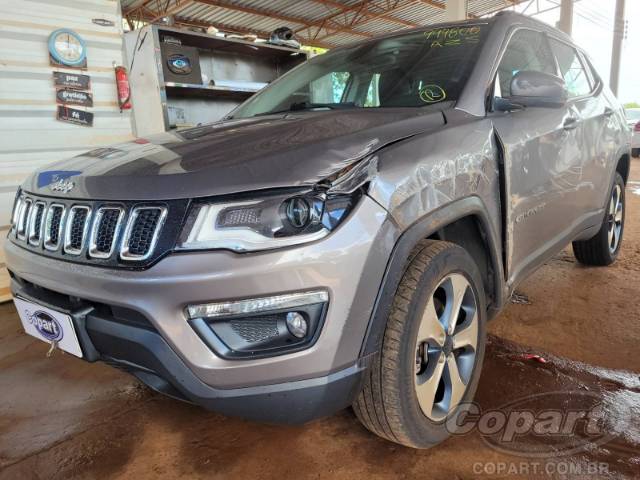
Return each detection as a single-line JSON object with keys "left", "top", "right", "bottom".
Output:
{"left": 27, "top": 201, "right": 46, "bottom": 246}
{"left": 16, "top": 197, "right": 32, "bottom": 240}
{"left": 89, "top": 207, "right": 125, "bottom": 259}
{"left": 44, "top": 204, "right": 66, "bottom": 251}
{"left": 9, "top": 194, "right": 176, "bottom": 266}
{"left": 10, "top": 196, "right": 23, "bottom": 233}
{"left": 120, "top": 206, "right": 167, "bottom": 261}
{"left": 63, "top": 205, "right": 92, "bottom": 255}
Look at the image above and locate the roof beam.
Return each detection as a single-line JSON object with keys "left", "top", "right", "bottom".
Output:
{"left": 123, "top": 0, "right": 154, "bottom": 16}
{"left": 123, "top": 0, "right": 481, "bottom": 49}
{"left": 191, "top": 0, "right": 374, "bottom": 41}
{"left": 128, "top": 9, "right": 338, "bottom": 49}
{"left": 310, "top": 0, "right": 430, "bottom": 44}
{"left": 124, "top": 0, "right": 372, "bottom": 44}
{"left": 416, "top": 0, "right": 444, "bottom": 9}
{"left": 306, "top": 0, "right": 476, "bottom": 45}
{"left": 308, "top": 0, "right": 420, "bottom": 27}
{"left": 299, "top": 0, "right": 413, "bottom": 43}
{"left": 149, "top": 0, "right": 194, "bottom": 23}
{"left": 416, "top": 0, "right": 479, "bottom": 18}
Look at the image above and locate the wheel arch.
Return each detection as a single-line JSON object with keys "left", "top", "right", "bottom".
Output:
{"left": 616, "top": 153, "right": 630, "bottom": 185}
{"left": 360, "top": 196, "right": 506, "bottom": 357}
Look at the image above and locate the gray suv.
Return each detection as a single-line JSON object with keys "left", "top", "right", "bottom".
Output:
{"left": 5, "top": 12, "right": 630, "bottom": 448}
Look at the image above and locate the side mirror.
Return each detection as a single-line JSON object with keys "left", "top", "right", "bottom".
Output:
{"left": 507, "top": 71, "right": 568, "bottom": 109}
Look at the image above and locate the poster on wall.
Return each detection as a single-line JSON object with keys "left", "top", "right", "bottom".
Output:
{"left": 55, "top": 88, "right": 93, "bottom": 107}
{"left": 56, "top": 106, "right": 93, "bottom": 127}
{"left": 53, "top": 72, "right": 91, "bottom": 90}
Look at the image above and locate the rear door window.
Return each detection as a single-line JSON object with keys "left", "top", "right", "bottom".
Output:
{"left": 549, "top": 39, "right": 592, "bottom": 98}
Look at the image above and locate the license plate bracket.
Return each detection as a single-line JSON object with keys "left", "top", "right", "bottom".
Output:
{"left": 14, "top": 297, "right": 83, "bottom": 357}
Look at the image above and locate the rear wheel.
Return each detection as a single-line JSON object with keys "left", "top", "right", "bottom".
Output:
{"left": 573, "top": 172, "right": 625, "bottom": 266}
{"left": 632, "top": 148, "right": 639, "bottom": 158}
{"left": 353, "top": 240, "right": 486, "bottom": 448}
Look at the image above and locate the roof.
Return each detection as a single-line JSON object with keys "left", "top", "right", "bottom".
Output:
{"left": 121, "top": 0, "right": 530, "bottom": 48}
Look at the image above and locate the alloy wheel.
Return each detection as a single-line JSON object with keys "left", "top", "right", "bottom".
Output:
{"left": 414, "top": 273, "right": 479, "bottom": 421}
{"left": 608, "top": 184, "right": 623, "bottom": 254}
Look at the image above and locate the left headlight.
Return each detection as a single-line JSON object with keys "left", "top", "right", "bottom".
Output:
{"left": 176, "top": 189, "right": 361, "bottom": 253}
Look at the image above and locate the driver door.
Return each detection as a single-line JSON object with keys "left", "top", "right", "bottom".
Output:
{"left": 491, "top": 28, "right": 582, "bottom": 288}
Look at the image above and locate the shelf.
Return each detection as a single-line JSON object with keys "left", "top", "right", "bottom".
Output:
{"left": 164, "top": 82, "right": 265, "bottom": 99}
{"left": 157, "top": 26, "right": 306, "bottom": 60}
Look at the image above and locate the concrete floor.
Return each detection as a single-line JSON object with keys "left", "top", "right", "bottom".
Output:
{"left": 1, "top": 162, "right": 640, "bottom": 479}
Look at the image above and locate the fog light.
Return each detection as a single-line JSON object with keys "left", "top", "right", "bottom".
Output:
{"left": 187, "top": 290, "right": 329, "bottom": 359}
{"left": 286, "top": 312, "right": 307, "bottom": 338}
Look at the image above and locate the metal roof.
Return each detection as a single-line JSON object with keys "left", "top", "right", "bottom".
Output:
{"left": 121, "top": 0, "right": 528, "bottom": 48}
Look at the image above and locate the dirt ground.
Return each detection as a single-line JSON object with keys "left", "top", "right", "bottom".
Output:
{"left": 1, "top": 163, "right": 640, "bottom": 480}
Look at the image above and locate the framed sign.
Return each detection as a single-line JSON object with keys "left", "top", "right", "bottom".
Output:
{"left": 53, "top": 72, "right": 91, "bottom": 90}
{"left": 56, "top": 106, "right": 93, "bottom": 127}
{"left": 56, "top": 88, "right": 93, "bottom": 107}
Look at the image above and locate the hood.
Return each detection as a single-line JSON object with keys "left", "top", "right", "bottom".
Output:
{"left": 24, "top": 108, "right": 446, "bottom": 200}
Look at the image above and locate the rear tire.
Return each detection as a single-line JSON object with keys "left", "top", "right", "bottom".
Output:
{"left": 353, "top": 240, "right": 486, "bottom": 449}
{"left": 632, "top": 148, "right": 639, "bottom": 158}
{"left": 573, "top": 172, "right": 625, "bottom": 266}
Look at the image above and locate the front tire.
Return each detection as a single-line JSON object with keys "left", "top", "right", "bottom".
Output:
{"left": 573, "top": 172, "right": 625, "bottom": 266}
{"left": 353, "top": 240, "right": 486, "bottom": 448}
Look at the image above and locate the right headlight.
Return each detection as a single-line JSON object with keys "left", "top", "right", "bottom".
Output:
{"left": 176, "top": 189, "right": 361, "bottom": 253}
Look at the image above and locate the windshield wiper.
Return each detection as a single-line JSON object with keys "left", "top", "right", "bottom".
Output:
{"left": 254, "top": 101, "right": 358, "bottom": 117}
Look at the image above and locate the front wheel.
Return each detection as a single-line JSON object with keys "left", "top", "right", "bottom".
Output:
{"left": 353, "top": 240, "right": 486, "bottom": 449}
{"left": 573, "top": 172, "right": 625, "bottom": 266}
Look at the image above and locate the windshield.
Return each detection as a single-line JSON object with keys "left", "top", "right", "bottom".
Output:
{"left": 230, "top": 24, "right": 489, "bottom": 119}
{"left": 625, "top": 109, "right": 640, "bottom": 121}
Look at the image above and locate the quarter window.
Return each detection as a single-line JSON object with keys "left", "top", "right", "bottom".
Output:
{"left": 310, "top": 71, "right": 351, "bottom": 103}
{"left": 364, "top": 73, "right": 381, "bottom": 107}
{"left": 549, "top": 39, "right": 592, "bottom": 98}
{"left": 496, "top": 30, "right": 556, "bottom": 98}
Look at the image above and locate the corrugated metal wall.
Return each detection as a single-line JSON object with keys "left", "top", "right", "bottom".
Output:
{"left": 0, "top": 0, "right": 134, "bottom": 300}
{"left": 0, "top": 0, "right": 134, "bottom": 227}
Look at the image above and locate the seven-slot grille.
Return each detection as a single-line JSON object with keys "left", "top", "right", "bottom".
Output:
{"left": 11, "top": 195, "right": 168, "bottom": 264}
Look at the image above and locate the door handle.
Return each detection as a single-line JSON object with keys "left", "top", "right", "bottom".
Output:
{"left": 563, "top": 117, "right": 578, "bottom": 131}
{"left": 604, "top": 107, "right": 614, "bottom": 117}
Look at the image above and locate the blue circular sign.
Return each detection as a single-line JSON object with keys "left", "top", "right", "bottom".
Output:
{"left": 48, "top": 29, "right": 87, "bottom": 67}
{"left": 30, "top": 311, "right": 64, "bottom": 342}
{"left": 167, "top": 54, "right": 192, "bottom": 75}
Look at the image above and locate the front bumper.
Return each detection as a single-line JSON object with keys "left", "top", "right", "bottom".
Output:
{"left": 11, "top": 277, "right": 368, "bottom": 423}
{"left": 5, "top": 196, "right": 396, "bottom": 421}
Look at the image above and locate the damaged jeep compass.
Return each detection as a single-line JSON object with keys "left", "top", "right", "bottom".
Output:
{"left": 5, "top": 12, "right": 631, "bottom": 448}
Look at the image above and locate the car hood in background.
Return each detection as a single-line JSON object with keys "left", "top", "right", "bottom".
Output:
{"left": 23, "top": 108, "right": 445, "bottom": 200}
